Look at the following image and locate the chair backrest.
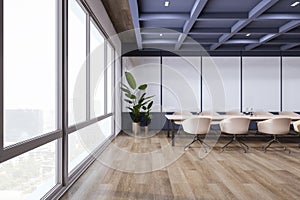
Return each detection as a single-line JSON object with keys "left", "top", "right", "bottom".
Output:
{"left": 182, "top": 117, "right": 212, "bottom": 135}
{"left": 260, "top": 118, "right": 292, "bottom": 135}
{"left": 293, "top": 120, "right": 300, "bottom": 133}
{"left": 254, "top": 111, "right": 273, "bottom": 116}
{"left": 220, "top": 117, "right": 250, "bottom": 134}
{"left": 173, "top": 111, "right": 193, "bottom": 116}
{"left": 226, "top": 111, "right": 244, "bottom": 116}
{"left": 199, "top": 111, "right": 220, "bottom": 116}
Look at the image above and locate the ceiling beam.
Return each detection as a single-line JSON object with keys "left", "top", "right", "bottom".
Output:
{"left": 175, "top": 0, "right": 208, "bottom": 50}
{"left": 245, "top": 20, "right": 300, "bottom": 50}
{"left": 196, "top": 13, "right": 300, "bottom": 21}
{"left": 139, "top": 13, "right": 190, "bottom": 21}
{"left": 225, "top": 39, "right": 258, "bottom": 44}
{"left": 128, "top": 0, "right": 142, "bottom": 49}
{"left": 197, "top": 12, "right": 248, "bottom": 20}
{"left": 281, "top": 43, "right": 300, "bottom": 50}
{"left": 258, "top": 13, "right": 300, "bottom": 20}
{"left": 143, "top": 39, "right": 177, "bottom": 44}
{"left": 141, "top": 28, "right": 182, "bottom": 34}
{"left": 210, "top": 0, "right": 279, "bottom": 50}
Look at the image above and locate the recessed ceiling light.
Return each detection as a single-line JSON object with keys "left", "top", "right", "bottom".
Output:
{"left": 164, "top": 1, "right": 170, "bottom": 7}
{"left": 291, "top": 1, "right": 300, "bottom": 6}
{"left": 160, "top": 33, "right": 163, "bottom": 37}
{"left": 246, "top": 33, "right": 251, "bottom": 37}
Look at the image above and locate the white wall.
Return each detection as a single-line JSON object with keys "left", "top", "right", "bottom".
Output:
{"left": 162, "top": 57, "right": 201, "bottom": 112}
{"left": 120, "top": 55, "right": 300, "bottom": 116}
{"left": 122, "top": 57, "right": 161, "bottom": 112}
{"left": 202, "top": 57, "right": 240, "bottom": 112}
{"left": 242, "top": 57, "right": 280, "bottom": 112}
{"left": 282, "top": 57, "right": 300, "bottom": 111}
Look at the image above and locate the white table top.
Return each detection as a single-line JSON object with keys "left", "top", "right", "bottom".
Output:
{"left": 165, "top": 114, "right": 300, "bottom": 121}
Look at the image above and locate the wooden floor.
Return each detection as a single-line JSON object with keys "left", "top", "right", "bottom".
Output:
{"left": 60, "top": 131, "right": 300, "bottom": 200}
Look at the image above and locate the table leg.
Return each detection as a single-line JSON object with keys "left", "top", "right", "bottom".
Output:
{"left": 167, "top": 119, "right": 170, "bottom": 138}
{"left": 172, "top": 120, "right": 175, "bottom": 146}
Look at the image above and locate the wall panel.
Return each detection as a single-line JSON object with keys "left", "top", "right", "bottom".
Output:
{"left": 202, "top": 57, "right": 240, "bottom": 112}
{"left": 162, "top": 57, "right": 201, "bottom": 112}
{"left": 282, "top": 57, "right": 300, "bottom": 111}
{"left": 242, "top": 57, "right": 280, "bottom": 112}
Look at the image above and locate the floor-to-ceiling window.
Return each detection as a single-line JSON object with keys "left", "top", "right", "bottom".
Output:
{"left": 68, "top": 0, "right": 87, "bottom": 125}
{"left": 0, "top": 0, "right": 117, "bottom": 199}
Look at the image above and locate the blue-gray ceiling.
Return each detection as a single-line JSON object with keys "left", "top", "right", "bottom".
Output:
{"left": 128, "top": 0, "right": 300, "bottom": 51}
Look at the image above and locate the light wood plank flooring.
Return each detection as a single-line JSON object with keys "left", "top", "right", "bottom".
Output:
{"left": 60, "top": 131, "right": 300, "bottom": 200}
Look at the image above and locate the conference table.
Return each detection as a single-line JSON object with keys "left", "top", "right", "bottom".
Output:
{"left": 165, "top": 114, "right": 300, "bottom": 146}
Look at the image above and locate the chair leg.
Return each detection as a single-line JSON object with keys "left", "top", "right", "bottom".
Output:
{"left": 185, "top": 135, "right": 210, "bottom": 152}
{"left": 263, "top": 135, "right": 291, "bottom": 154}
{"left": 239, "top": 138, "right": 249, "bottom": 149}
{"left": 184, "top": 135, "right": 197, "bottom": 150}
{"left": 195, "top": 135, "right": 210, "bottom": 147}
{"left": 235, "top": 140, "right": 247, "bottom": 153}
{"left": 221, "top": 135, "right": 248, "bottom": 153}
{"left": 221, "top": 138, "right": 235, "bottom": 152}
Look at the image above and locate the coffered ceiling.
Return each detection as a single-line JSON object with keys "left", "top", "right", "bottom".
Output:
{"left": 124, "top": 0, "right": 300, "bottom": 51}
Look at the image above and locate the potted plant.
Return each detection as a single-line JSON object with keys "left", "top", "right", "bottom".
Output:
{"left": 142, "top": 101, "right": 153, "bottom": 133}
{"left": 121, "top": 71, "right": 154, "bottom": 134}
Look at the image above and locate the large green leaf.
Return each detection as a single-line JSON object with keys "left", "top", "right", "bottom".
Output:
{"left": 130, "top": 94, "right": 136, "bottom": 99}
{"left": 141, "top": 100, "right": 150, "bottom": 106}
{"left": 138, "top": 93, "right": 146, "bottom": 104}
{"left": 138, "top": 84, "right": 147, "bottom": 90}
{"left": 147, "top": 101, "right": 153, "bottom": 109}
{"left": 125, "top": 93, "right": 131, "bottom": 99}
{"left": 121, "top": 87, "right": 131, "bottom": 94}
{"left": 143, "top": 95, "right": 155, "bottom": 101}
{"left": 125, "top": 72, "right": 136, "bottom": 90}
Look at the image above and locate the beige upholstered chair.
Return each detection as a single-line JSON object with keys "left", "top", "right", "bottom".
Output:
{"left": 257, "top": 118, "right": 292, "bottom": 153}
{"left": 293, "top": 120, "right": 300, "bottom": 148}
{"left": 220, "top": 117, "right": 250, "bottom": 153}
{"left": 253, "top": 111, "right": 274, "bottom": 116}
{"left": 199, "top": 111, "right": 220, "bottom": 116}
{"left": 226, "top": 111, "right": 244, "bottom": 116}
{"left": 293, "top": 120, "right": 300, "bottom": 133}
{"left": 182, "top": 117, "right": 212, "bottom": 152}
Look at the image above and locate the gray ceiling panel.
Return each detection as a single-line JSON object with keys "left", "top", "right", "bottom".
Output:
{"left": 138, "top": 0, "right": 196, "bottom": 13}
{"left": 129, "top": 0, "right": 300, "bottom": 51}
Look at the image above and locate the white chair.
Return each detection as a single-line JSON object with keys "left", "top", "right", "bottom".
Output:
{"left": 293, "top": 120, "right": 300, "bottom": 133}
{"left": 182, "top": 117, "right": 212, "bottom": 152}
{"left": 293, "top": 120, "right": 300, "bottom": 148}
{"left": 170, "top": 111, "right": 193, "bottom": 137}
{"left": 220, "top": 117, "right": 250, "bottom": 153}
{"left": 257, "top": 118, "right": 292, "bottom": 153}
{"left": 226, "top": 111, "right": 244, "bottom": 116}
